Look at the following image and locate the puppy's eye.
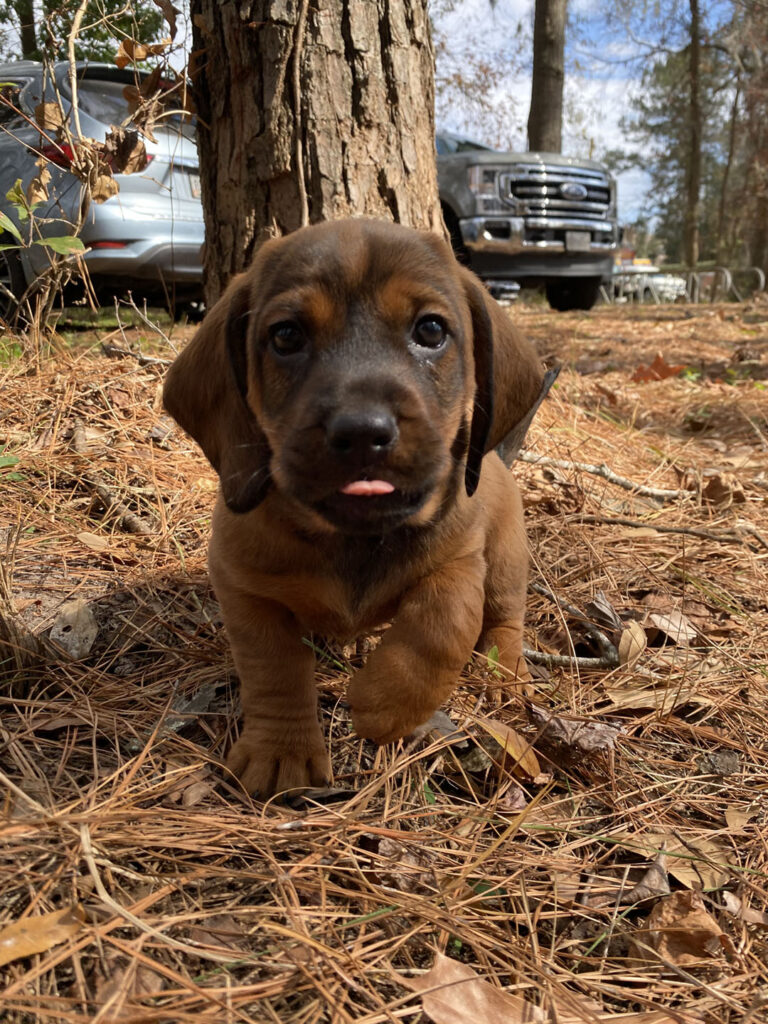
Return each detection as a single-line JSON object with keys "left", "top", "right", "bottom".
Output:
{"left": 413, "top": 316, "right": 448, "bottom": 349}
{"left": 269, "top": 321, "right": 306, "bottom": 356}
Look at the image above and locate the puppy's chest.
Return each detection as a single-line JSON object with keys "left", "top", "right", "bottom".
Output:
{"left": 264, "top": 536, "right": 423, "bottom": 639}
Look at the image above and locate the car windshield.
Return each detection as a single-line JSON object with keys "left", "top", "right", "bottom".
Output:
{"left": 436, "top": 134, "right": 493, "bottom": 155}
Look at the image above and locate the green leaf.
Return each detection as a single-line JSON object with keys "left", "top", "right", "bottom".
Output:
{"left": 33, "top": 235, "right": 86, "bottom": 254}
{"left": 5, "top": 179, "right": 26, "bottom": 208}
{"left": 0, "top": 243, "right": 20, "bottom": 252}
{"left": 0, "top": 210, "right": 22, "bottom": 243}
{"left": 0, "top": 454, "right": 20, "bottom": 468}
{"left": 422, "top": 780, "right": 436, "bottom": 805}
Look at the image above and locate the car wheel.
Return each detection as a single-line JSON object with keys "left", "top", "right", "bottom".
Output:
{"left": 0, "top": 241, "right": 28, "bottom": 324}
{"left": 545, "top": 276, "right": 602, "bottom": 312}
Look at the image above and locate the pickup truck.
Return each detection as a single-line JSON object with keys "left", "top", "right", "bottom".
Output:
{"left": 437, "top": 131, "right": 620, "bottom": 310}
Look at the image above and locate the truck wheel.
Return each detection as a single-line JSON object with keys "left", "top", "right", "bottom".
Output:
{"left": 545, "top": 276, "right": 602, "bottom": 312}
{"left": 0, "top": 241, "right": 28, "bottom": 324}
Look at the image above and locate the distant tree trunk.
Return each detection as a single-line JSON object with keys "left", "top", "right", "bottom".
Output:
{"left": 15, "top": 0, "right": 38, "bottom": 60}
{"left": 716, "top": 83, "right": 740, "bottom": 263}
{"left": 527, "top": 0, "right": 566, "bottom": 153}
{"left": 683, "top": 0, "right": 702, "bottom": 268}
{"left": 190, "top": 0, "right": 442, "bottom": 305}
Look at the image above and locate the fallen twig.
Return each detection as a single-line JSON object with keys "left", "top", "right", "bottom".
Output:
{"left": 578, "top": 513, "right": 764, "bottom": 550}
{"left": 519, "top": 452, "right": 689, "bottom": 501}
{"left": 530, "top": 581, "right": 620, "bottom": 665}
{"left": 101, "top": 342, "right": 171, "bottom": 368}
{"left": 71, "top": 418, "right": 153, "bottom": 536}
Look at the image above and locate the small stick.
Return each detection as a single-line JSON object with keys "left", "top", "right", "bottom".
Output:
{"left": 519, "top": 452, "right": 688, "bottom": 501}
{"left": 579, "top": 513, "right": 763, "bottom": 550}
{"left": 71, "top": 418, "right": 153, "bottom": 536}
{"left": 530, "top": 581, "right": 619, "bottom": 665}
{"left": 523, "top": 647, "right": 618, "bottom": 670}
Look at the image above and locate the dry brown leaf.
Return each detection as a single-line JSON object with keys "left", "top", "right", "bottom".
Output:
{"left": 0, "top": 905, "right": 84, "bottom": 967}
{"left": 49, "top": 599, "right": 98, "bottom": 660}
{"left": 406, "top": 953, "right": 545, "bottom": 1023}
{"left": 631, "top": 353, "right": 686, "bottom": 383}
{"left": 618, "top": 620, "right": 647, "bottom": 666}
{"left": 77, "top": 531, "right": 111, "bottom": 552}
{"left": 377, "top": 837, "right": 437, "bottom": 895}
{"left": 702, "top": 471, "right": 746, "bottom": 506}
{"left": 636, "top": 891, "right": 725, "bottom": 965}
{"left": 529, "top": 707, "right": 624, "bottom": 757}
{"left": 34, "top": 101, "right": 64, "bottom": 131}
{"left": 152, "top": 0, "right": 180, "bottom": 38}
{"left": 186, "top": 913, "right": 248, "bottom": 951}
{"left": 621, "top": 850, "right": 671, "bottom": 905}
{"left": 475, "top": 717, "right": 541, "bottom": 778}
{"left": 26, "top": 166, "right": 51, "bottom": 206}
{"left": 725, "top": 806, "right": 755, "bottom": 831}
{"left": 93, "top": 961, "right": 165, "bottom": 1017}
{"left": 646, "top": 610, "right": 698, "bottom": 646}
{"left": 614, "top": 832, "right": 730, "bottom": 890}
{"left": 721, "top": 891, "right": 768, "bottom": 928}
{"left": 114, "top": 38, "right": 171, "bottom": 69}
{"left": 102, "top": 128, "right": 148, "bottom": 176}
{"left": 181, "top": 780, "right": 214, "bottom": 807}
{"left": 92, "top": 173, "right": 120, "bottom": 204}
{"left": 604, "top": 682, "right": 710, "bottom": 714}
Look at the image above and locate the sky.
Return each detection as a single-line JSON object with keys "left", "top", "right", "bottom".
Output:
{"left": 431, "top": 0, "right": 651, "bottom": 222}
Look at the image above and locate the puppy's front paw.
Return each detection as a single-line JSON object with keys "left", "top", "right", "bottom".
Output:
{"left": 226, "top": 723, "right": 331, "bottom": 799}
{"left": 348, "top": 684, "right": 432, "bottom": 746}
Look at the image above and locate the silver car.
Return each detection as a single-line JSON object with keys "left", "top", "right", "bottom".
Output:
{"left": 0, "top": 60, "right": 203, "bottom": 314}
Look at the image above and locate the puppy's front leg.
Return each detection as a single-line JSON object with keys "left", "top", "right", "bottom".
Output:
{"left": 214, "top": 583, "right": 331, "bottom": 798}
{"left": 348, "top": 551, "right": 486, "bottom": 743}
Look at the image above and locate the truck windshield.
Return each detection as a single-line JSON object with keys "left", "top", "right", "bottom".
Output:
{"left": 436, "top": 134, "right": 494, "bottom": 155}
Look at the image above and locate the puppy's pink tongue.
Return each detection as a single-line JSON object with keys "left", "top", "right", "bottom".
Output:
{"left": 340, "top": 480, "right": 395, "bottom": 497}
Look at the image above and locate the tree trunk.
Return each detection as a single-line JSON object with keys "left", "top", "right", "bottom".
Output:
{"left": 190, "top": 0, "right": 442, "bottom": 305}
{"left": 14, "top": 0, "right": 38, "bottom": 60}
{"left": 715, "top": 83, "right": 740, "bottom": 263}
{"left": 683, "top": 0, "right": 702, "bottom": 268}
{"left": 527, "top": 0, "right": 566, "bottom": 153}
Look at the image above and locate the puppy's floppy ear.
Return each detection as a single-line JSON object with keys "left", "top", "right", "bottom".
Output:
{"left": 163, "top": 273, "right": 272, "bottom": 513}
{"left": 461, "top": 266, "right": 554, "bottom": 493}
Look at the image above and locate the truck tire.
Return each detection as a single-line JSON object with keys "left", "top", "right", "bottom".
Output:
{"left": 545, "top": 276, "right": 602, "bottom": 312}
{"left": 0, "top": 241, "right": 28, "bottom": 324}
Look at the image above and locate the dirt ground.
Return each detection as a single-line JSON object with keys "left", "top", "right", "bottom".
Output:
{"left": 1, "top": 299, "right": 767, "bottom": 1023}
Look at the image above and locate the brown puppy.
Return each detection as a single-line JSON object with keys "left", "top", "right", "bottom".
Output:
{"left": 164, "top": 218, "right": 550, "bottom": 799}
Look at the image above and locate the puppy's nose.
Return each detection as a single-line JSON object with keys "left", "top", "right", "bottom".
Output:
{"left": 325, "top": 408, "right": 398, "bottom": 460}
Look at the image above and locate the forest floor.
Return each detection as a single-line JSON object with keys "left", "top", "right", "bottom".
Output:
{"left": 1, "top": 299, "right": 767, "bottom": 1023}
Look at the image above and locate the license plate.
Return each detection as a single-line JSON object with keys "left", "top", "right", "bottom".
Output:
{"left": 565, "top": 231, "right": 591, "bottom": 252}
{"left": 188, "top": 172, "right": 201, "bottom": 198}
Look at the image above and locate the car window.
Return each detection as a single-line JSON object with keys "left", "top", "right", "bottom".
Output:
{"left": 77, "top": 79, "right": 137, "bottom": 124}
{"left": 74, "top": 76, "right": 194, "bottom": 137}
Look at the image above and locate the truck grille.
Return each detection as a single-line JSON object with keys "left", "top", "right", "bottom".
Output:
{"left": 503, "top": 164, "right": 612, "bottom": 221}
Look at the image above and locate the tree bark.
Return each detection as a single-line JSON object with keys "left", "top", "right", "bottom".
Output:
{"left": 683, "top": 0, "right": 702, "bottom": 268}
{"left": 527, "top": 0, "right": 566, "bottom": 153}
{"left": 190, "top": 0, "right": 442, "bottom": 304}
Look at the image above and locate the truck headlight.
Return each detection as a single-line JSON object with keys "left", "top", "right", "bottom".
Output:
{"left": 467, "top": 165, "right": 507, "bottom": 213}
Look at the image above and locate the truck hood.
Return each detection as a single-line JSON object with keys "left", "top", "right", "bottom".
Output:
{"left": 438, "top": 149, "right": 610, "bottom": 173}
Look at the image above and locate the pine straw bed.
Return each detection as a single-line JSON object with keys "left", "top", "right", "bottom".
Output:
{"left": 0, "top": 301, "right": 767, "bottom": 1024}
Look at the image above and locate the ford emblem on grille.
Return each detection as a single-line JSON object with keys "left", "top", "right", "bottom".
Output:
{"left": 561, "top": 182, "right": 588, "bottom": 200}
